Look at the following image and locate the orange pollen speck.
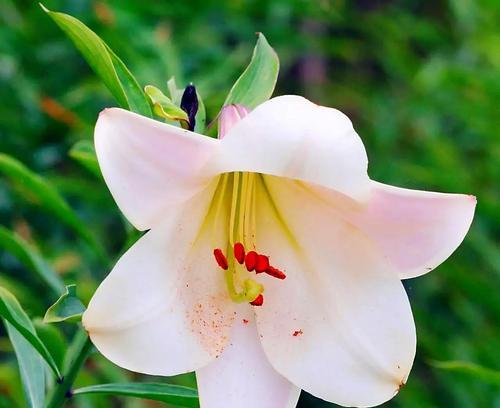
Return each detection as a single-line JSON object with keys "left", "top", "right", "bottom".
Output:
{"left": 243, "top": 319, "right": 249, "bottom": 324}
{"left": 213, "top": 248, "right": 228, "bottom": 270}
{"left": 234, "top": 242, "right": 245, "bottom": 264}
{"left": 250, "top": 294, "right": 264, "bottom": 306}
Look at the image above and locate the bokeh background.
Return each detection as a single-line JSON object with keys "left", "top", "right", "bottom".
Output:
{"left": 0, "top": 0, "right": 499, "bottom": 407}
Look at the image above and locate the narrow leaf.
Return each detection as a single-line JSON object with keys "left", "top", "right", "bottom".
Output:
{"left": 69, "top": 140, "right": 101, "bottom": 178}
{"left": 0, "top": 225, "right": 64, "bottom": 295}
{"left": 42, "top": 5, "right": 152, "bottom": 117}
{"left": 44, "top": 285, "right": 86, "bottom": 324}
{"left": 73, "top": 383, "right": 199, "bottom": 407}
{"left": 0, "top": 153, "right": 107, "bottom": 263}
{"left": 145, "top": 85, "right": 189, "bottom": 122}
{"left": 5, "top": 322, "right": 46, "bottom": 408}
{"left": 224, "top": 33, "right": 279, "bottom": 109}
{"left": 167, "top": 77, "right": 183, "bottom": 105}
{"left": 0, "top": 286, "right": 61, "bottom": 378}
{"left": 431, "top": 360, "right": 500, "bottom": 387}
{"left": 33, "top": 319, "right": 67, "bottom": 368}
{"left": 194, "top": 89, "right": 206, "bottom": 134}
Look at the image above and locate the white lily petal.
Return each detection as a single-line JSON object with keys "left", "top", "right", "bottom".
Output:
{"left": 95, "top": 108, "right": 219, "bottom": 230}
{"left": 197, "top": 305, "right": 301, "bottom": 408}
{"left": 213, "top": 95, "right": 370, "bottom": 200}
{"left": 83, "top": 180, "right": 236, "bottom": 375}
{"left": 253, "top": 175, "right": 415, "bottom": 407}
{"left": 358, "top": 181, "right": 476, "bottom": 279}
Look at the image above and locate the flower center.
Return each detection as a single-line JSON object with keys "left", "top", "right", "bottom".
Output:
{"left": 209, "top": 105, "right": 286, "bottom": 306}
{"left": 211, "top": 171, "right": 286, "bottom": 307}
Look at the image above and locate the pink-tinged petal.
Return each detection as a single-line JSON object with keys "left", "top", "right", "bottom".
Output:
{"left": 83, "top": 179, "right": 236, "bottom": 375}
{"left": 95, "top": 108, "right": 219, "bottom": 230}
{"left": 357, "top": 181, "right": 476, "bottom": 279}
{"left": 213, "top": 95, "right": 370, "bottom": 200}
{"left": 253, "top": 175, "right": 415, "bottom": 407}
{"left": 197, "top": 305, "right": 301, "bottom": 408}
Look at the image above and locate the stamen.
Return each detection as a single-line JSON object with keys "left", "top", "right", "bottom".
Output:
{"left": 255, "top": 255, "right": 269, "bottom": 273}
{"left": 243, "top": 279, "right": 264, "bottom": 303}
{"left": 266, "top": 266, "right": 286, "bottom": 280}
{"left": 250, "top": 294, "right": 264, "bottom": 306}
{"left": 234, "top": 242, "right": 245, "bottom": 264}
{"left": 245, "top": 251, "right": 258, "bottom": 271}
{"left": 213, "top": 249, "right": 228, "bottom": 270}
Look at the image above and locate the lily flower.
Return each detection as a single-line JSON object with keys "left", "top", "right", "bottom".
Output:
{"left": 83, "top": 95, "right": 476, "bottom": 408}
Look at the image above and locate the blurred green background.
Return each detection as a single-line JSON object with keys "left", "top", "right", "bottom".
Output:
{"left": 0, "top": 0, "right": 499, "bottom": 407}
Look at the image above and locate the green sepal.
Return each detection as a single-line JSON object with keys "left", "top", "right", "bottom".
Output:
{"left": 145, "top": 85, "right": 189, "bottom": 122}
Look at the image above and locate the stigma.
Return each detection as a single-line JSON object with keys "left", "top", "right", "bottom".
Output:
{"left": 213, "top": 242, "right": 286, "bottom": 306}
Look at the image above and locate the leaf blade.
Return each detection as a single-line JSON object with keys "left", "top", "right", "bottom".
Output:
{"left": 224, "top": 33, "right": 279, "bottom": 109}
{"left": 0, "top": 225, "right": 64, "bottom": 295}
{"left": 73, "top": 383, "right": 199, "bottom": 407}
{"left": 431, "top": 360, "right": 500, "bottom": 387}
{"left": 44, "top": 285, "right": 86, "bottom": 324}
{"left": 0, "top": 287, "right": 61, "bottom": 378}
{"left": 69, "top": 140, "right": 101, "bottom": 178}
{"left": 42, "top": 5, "right": 151, "bottom": 117}
{"left": 0, "top": 153, "right": 107, "bottom": 263}
{"left": 5, "top": 322, "right": 46, "bottom": 408}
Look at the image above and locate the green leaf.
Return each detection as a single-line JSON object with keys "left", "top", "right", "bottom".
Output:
{"left": 0, "top": 225, "right": 64, "bottom": 295}
{"left": 73, "top": 383, "right": 199, "bottom": 407}
{"left": 145, "top": 85, "right": 189, "bottom": 122}
{"left": 431, "top": 360, "right": 500, "bottom": 387}
{"left": 0, "top": 286, "right": 61, "bottom": 378}
{"left": 194, "top": 89, "right": 207, "bottom": 134}
{"left": 224, "top": 33, "right": 279, "bottom": 109}
{"left": 41, "top": 5, "right": 152, "bottom": 117}
{"left": 0, "top": 153, "right": 107, "bottom": 263}
{"left": 33, "top": 319, "right": 67, "bottom": 369}
{"left": 69, "top": 140, "right": 101, "bottom": 178}
{"left": 5, "top": 322, "right": 46, "bottom": 408}
{"left": 44, "top": 285, "right": 86, "bottom": 324}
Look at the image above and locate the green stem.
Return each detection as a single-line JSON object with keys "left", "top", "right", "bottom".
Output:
{"left": 45, "top": 329, "right": 93, "bottom": 408}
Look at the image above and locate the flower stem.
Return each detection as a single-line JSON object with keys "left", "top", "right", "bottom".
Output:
{"left": 45, "top": 329, "right": 93, "bottom": 408}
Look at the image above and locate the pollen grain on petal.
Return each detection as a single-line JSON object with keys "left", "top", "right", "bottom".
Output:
{"left": 213, "top": 248, "right": 228, "bottom": 270}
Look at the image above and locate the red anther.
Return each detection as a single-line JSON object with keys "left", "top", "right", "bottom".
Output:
{"left": 250, "top": 294, "right": 264, "bottom": 306}
{"left": 266, "top": 266, "right": 286, "bottom": 280}
{"left": 234, "top": 242, "right": 245, "bottom": 264}
{"left": 213, "top": 248, "right": 228, "bottom": 270}
{"left": 255, "top": 255, "right": 270, "bottom": 273}
{"left": 245, "top": 251, "right": 258, "bottom": 271}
